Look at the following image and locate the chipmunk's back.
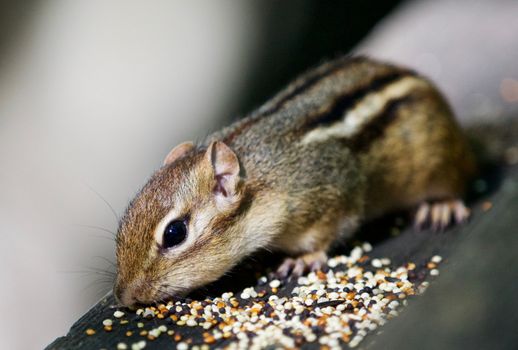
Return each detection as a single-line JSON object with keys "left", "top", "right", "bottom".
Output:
{"left": 207, "top": 56, "right": 474, "bottom": 216}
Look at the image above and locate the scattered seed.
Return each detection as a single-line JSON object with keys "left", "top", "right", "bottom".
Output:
{"left": 482, "top": 201, "right": 493, "bottom": 212}
{"left": 177, "top": 342, "right": 188, "bottom": 350}
{"left": 371, "top": 259, "right": 382, "bottom": 268}
{"left": 143, "top": 309, "right": 154, "bottom": 319}
{"left": 431, "top": 255, "right": 443, "bottom": 264}
{"left": 269, "top": 280, "right": 281, "bottom": 288}
{"left": 85, "top": 244, "right": 440, "bottom": 349}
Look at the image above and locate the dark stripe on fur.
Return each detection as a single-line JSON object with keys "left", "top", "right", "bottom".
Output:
{"left": 347, "top": 95, "right": 417, "bottom": 153}
{"left": 223, "top": 117, "right": 262, "bottom": 144}
{"left": 174, "top": 188, "right": 255, "bottom": 261}
{"left": 260, "top": 56, "right": 363, "bottom": 116}
{"left": 223, "top": 57, "right": 363, "bottom": 144}
{"left": 300, "top": 71, "right": 410, "bottom": 133}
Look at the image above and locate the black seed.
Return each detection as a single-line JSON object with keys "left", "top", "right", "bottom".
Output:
{"left": 311, "top": 326, "right": 322, "bottom": 335}
{"left": 315, "top": 299, "right": 345, "bottom": 308}
{"left": 385, "top": 277, "right": 399, "bottom": 282}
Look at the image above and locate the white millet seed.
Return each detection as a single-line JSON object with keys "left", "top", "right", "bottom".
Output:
{"left": 431, "top": 255, "right": 443, "bottom": 264}
{"left": 371, "top": 259, "right": 382, "bottom": 268}
{"left": 362, "top": 242, "right": 373, "bottom": 252}
{"left": 176, "top": 342, "right": 188, "bottom": 350}
{"left": 269, "top": 280, "right": 281, "bottom": 288}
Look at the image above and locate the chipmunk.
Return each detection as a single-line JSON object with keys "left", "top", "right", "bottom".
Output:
{"left": 114, "top": 56, "right": 476, "bottom": 307}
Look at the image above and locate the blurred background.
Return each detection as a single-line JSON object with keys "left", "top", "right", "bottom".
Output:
{"left": 0, "top": 0, "right": 516, "bottom": 349}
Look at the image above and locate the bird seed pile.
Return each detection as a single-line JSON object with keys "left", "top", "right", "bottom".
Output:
{"left": 87, "top": 243, "right": 442, "bottom": 350}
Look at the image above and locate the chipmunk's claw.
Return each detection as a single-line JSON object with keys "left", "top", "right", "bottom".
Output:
{"left": 276, "top": 251, "right": 327, "bottom": 279}
{"left": 414, "top": 200, "right": 470, "bottom": 232}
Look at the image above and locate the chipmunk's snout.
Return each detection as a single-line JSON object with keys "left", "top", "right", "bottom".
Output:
{"left": 114, "top": 277, "right": 148, "bottom": 307}
{"left": 114, "top": 282, "right": 135, "bottom": 307}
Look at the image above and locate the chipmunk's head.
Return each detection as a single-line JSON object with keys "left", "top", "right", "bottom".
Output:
{"left": 114, "top": 141, "right": 248, "bottom": 307}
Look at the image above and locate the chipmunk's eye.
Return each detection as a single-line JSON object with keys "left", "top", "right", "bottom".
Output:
{"left": 163, "top": 220, "right": 187, "bottom": 248}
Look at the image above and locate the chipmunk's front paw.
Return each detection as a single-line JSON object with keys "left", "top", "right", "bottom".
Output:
{"left": 414, "top": 199, "right": 470, "bottom": 231}
{"left": 276, "top": 251, "right": 328, "bottom": 279}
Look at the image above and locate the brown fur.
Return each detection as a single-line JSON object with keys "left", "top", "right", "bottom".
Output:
{"left": 358, "top": 82, "right": 476, "bottom": 217}
{"left": 114, "top": 56, "right": 475, "bottom": 306}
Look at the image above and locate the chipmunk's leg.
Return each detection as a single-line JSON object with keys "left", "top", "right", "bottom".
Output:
{"left": 276, "top": 251, "right": 328, "bottom": 278}
{"left": 274, "top": 208, "right": 360, "bottom": 278}
{"left": 414, "top": 199, "right": 470, "bottom": 231}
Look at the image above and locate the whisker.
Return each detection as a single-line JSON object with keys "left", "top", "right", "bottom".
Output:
{"left": 93, "top": 255, "right": 117, "bottom": 269}
{"left": 83, "top": 182, "right": 120, "bottom": 223}
{"left": 59, "top": 268, "right": 116, "bottom": 277}
{"left": 87, "top": 234, "right": 116, "bottom": 242}
{"left": 81, "top": 279, "right": 114, "bottom": 299}
{"left": 75, "top": 224, "right": 117, "bottom": 238}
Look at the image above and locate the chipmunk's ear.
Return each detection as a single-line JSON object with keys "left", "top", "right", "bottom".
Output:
{"left": 206, "top": 141, "right": 241, "bottom": 204}
{"left": 163, "top": 141, "right": 194, "bottom": 166}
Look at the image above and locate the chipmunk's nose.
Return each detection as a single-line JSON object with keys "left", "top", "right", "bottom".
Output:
{"left": 114, "top": 280, "right": 138, "bottom": 307}
{"left": 113, "top": 283, "right": 124, "bottom": 304}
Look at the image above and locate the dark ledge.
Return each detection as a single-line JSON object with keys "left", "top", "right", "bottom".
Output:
{"left": 47, "top": 163, "right": 518, "bottom": 350}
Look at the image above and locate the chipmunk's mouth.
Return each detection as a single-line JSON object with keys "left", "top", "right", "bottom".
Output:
{"left": 114, "top": 276, "right": 190, "bottom": 307}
